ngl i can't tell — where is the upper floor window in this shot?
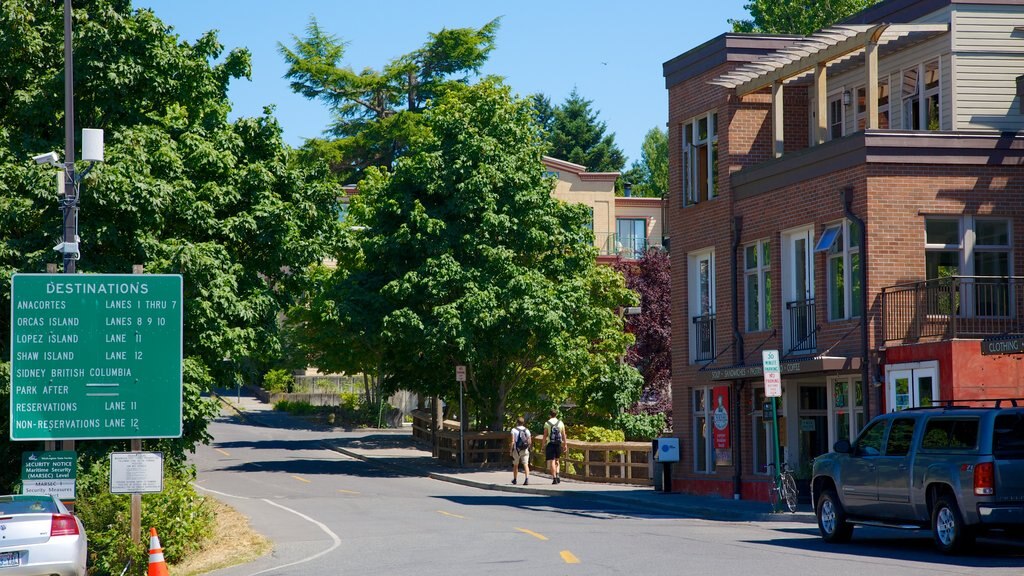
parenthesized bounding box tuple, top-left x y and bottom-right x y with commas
(682, 112, 718, 205)
(828, 95, 844, 140)
(688, 248, 716, 363)
(855, 77, 890, 131)
(744, 239, 772, 332)
(616, 218, 647, 259)
(925, 216, 1011, 317)
(903, 59, 941, 131)
(816, 220, 862, 321)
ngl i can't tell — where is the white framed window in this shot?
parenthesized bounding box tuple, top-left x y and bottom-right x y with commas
(827, 376, 865, 447)
(782, 226, 815, 354)
(886, 361, 939, 411)
(744, 239, 772, 332)
(902, 59, 941, 131)
(878, 76, 890, 129)
(925, 216, 1011, 317)
(816, 220, 861, 321)
(693, 387, 716, 473)
(855, 85, 866, 131)
(828, 92, 844, 140)
(616, 218, 647, 259)
(688, 249, 716, 363)
(682, 112, 718, 205)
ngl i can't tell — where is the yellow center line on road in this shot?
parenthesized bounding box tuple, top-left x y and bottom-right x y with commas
(515, 528, 548, 541)
(560, 550, 580, 564)
(436, 510, 465, 519)
(214, 448, 230, 457)
(291, 475, 311, 484)
(337, 489, 360, 495)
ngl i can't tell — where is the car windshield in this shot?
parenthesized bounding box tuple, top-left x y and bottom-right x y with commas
(0, 495, 58, 515)
(994, 413, 1024, 458)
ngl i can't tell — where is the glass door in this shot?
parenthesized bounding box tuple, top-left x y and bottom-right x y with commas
(886, 363, 939, 411)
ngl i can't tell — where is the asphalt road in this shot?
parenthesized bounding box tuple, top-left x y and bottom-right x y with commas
(191, 414, 1024, 576)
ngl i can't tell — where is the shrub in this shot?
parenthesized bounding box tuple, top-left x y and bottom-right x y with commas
(274, 400, 317, 415)
(76, 460, 214, 576)
(262, 369, 294, 393)
(614, 412, 667, 442)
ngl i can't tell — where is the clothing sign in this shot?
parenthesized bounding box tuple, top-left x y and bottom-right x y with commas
(762, 349, 782, 397)
(712, 386, 730, 451)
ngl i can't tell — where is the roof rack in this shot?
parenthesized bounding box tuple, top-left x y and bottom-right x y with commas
(932, 398, 1024, 408)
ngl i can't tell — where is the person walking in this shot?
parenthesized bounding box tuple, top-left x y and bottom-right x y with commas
(543, 409, 567, 484)
(510, 416, 531, 485)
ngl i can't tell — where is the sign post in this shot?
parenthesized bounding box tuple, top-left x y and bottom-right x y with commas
(762, 349, 783, 511)
(455, 366, 466, 467)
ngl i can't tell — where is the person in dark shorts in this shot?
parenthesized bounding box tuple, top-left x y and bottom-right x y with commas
(543, 409, 567, 484)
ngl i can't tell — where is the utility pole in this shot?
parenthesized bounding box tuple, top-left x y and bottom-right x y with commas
(63, 0, 77, 275)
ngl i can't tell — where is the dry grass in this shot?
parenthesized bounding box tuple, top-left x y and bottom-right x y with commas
(169, 497, 272, 576)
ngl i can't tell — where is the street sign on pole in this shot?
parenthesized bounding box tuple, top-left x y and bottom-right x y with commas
(21, 451, 76, 501)
(762, 349, 782, 398)
(455, 365, 466, 382)
(10, 273, 183, 440)
(110, 452, 164, 494)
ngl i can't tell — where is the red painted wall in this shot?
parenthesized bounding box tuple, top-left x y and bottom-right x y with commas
(883, 340, 1024, 407)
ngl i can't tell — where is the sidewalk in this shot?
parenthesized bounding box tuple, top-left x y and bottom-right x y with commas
(213, 388, 816, 524)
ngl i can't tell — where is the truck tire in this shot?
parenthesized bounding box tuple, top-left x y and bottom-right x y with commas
(931, 495, 975, 554)
(816, 488, 853, 543)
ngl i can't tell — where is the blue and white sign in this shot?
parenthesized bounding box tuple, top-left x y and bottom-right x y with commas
(654, 437, 680, 462)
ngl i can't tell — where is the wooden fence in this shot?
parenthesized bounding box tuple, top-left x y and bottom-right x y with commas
(409, 410, 652, 485)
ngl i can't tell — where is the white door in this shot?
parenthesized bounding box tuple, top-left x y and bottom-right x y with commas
(886, 362, 939, 411)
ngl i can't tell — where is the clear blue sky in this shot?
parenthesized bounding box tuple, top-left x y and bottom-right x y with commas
(135, 1, 750, 166)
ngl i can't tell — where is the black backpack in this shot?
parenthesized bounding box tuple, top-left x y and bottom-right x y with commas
(548, 420, 562, 445)
(514, 426, 530, 451)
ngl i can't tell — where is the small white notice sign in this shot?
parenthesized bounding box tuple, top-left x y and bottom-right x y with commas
(455, 365, 466, 382)
(762, 349, 782, 398)
(110, 452, 164, 494)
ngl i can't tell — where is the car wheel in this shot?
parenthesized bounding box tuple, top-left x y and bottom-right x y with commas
(931, 495, 975, 554)
(816, 488, 853, 543)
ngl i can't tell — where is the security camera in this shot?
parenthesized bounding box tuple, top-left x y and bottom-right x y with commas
(33, 151, 61, 167)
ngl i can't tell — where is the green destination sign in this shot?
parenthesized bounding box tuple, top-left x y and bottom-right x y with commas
(10, 274, 183, 440)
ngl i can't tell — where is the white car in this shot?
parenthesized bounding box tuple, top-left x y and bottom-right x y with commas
(0, 494, 87, 576)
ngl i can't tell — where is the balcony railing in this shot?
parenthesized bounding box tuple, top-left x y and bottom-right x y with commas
(786, 298, 817, 355)
(692, 313, 716, 362)
(594, 232, 649, 259)
(881, 276, 1024, 344)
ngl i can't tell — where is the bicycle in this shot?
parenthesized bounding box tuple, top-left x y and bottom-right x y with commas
(768, 461, 799, 513)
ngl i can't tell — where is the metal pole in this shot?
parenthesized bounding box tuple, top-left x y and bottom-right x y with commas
(60, 0, 77, 514)
(458, 382, 465, 467)
(771, 396, 782, 513)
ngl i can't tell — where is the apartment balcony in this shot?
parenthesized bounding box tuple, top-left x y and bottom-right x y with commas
(692, 313, 716, 363)
(786, 298, 818, 355)
(594, 232, 649, 260)
(881, 276, 1024, 345)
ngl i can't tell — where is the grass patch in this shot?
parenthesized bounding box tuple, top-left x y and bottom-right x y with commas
(169, 497, 272, 576)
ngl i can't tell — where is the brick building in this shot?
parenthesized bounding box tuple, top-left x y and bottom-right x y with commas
(663, 0, 1024, 500)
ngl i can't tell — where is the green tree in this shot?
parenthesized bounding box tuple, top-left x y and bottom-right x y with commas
(292, 79, 640, 430)
(622, 127, 668, 198)
(730, 0, 881, 35)
(546, 88, 625, 174)
(530, 93, 556, 141)
(279, 17, 500, 183)
(0, 0, 340, 467)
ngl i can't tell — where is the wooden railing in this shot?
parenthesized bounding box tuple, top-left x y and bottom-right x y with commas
(410, 410, 653, 485)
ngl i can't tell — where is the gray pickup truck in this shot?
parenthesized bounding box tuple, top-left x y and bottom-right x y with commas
(811, 403, 1024, 553)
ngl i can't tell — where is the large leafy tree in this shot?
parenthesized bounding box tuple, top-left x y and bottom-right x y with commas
(292, 79, 641, 430)
(622, 127, 668, 198)
(544, 89, 625, 174)
(730, 0, 881, 35)
(0, 0, 339, 473)
(615, 249, 671, 436)
(279, 17, 500, 183)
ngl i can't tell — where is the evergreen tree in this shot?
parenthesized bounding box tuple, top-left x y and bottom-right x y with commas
(622, 127, 668, 198)
(546, 88, 625, 173)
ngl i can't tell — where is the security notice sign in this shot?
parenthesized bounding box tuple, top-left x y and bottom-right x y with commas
(21, 451, 76, 501)
(10, 274, 183, 440)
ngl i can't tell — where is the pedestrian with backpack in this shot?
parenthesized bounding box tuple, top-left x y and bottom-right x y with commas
(510, 416, 531, 485)
(543, 409, 567, 484)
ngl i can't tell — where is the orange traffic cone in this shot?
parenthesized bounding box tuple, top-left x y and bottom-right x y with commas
(147, 527, 170, 576)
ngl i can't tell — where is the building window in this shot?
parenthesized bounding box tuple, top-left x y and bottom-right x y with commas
(782, 227, 815, 354)
(744, 239, 772, 332)
(878, 77, 890, 129)
(693, 388, 716, 473)
(816, 220, 861, 321)
(828, 94, 844, 140)
(682, 112, 718, 205)
(925, 216, 1011, 316)
(616, 218, 647, 259)
(855, 86, 866, 131)
(689, 249, 716, 363)
(828, 376, 864, 448)
(902, 59, 941, 131)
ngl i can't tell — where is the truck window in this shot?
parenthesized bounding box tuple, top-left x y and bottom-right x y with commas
(855, 419, 887, 456)
(994, 413, 1024, 458)
(885, 418, 915, 456)
(921, 418, 979, 450)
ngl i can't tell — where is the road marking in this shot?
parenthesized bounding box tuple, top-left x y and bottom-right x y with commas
(436, 510, 465, 519)
(560, 550, 580, 564)
(215, 448, 230, 457)
(291, 475, 311, 483)
(337, 489, 360, 495)
(515, 528, 548, 541)
(191, 484, 342, 576)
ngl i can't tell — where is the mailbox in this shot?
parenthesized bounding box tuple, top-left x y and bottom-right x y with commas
(654, 437, 679, 463)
